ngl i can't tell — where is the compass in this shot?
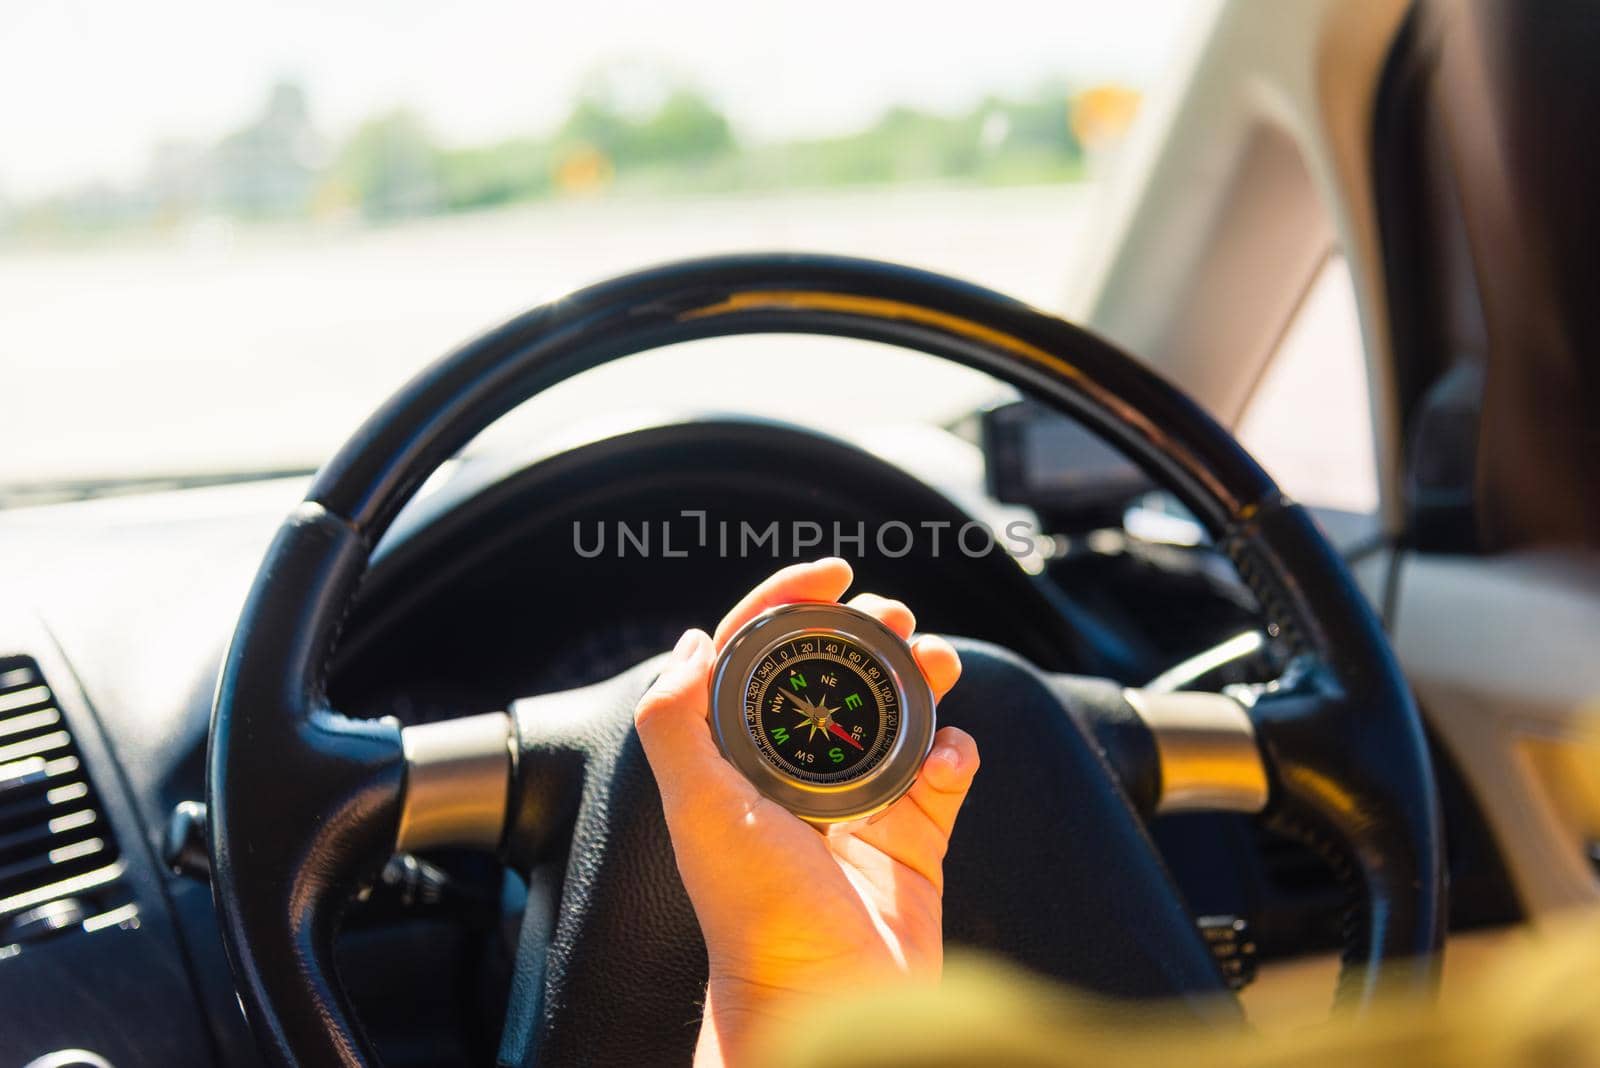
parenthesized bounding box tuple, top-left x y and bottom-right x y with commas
(710, 602, 936, 825)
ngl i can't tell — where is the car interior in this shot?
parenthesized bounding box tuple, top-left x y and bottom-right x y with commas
(0, 1, 1596, 1065)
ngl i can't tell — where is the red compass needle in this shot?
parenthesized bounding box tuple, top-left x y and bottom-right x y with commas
(828, 720, 864, 750)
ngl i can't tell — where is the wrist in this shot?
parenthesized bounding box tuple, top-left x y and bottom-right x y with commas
(696, 957, 924, 1067)
(695, 974, 804, 1068)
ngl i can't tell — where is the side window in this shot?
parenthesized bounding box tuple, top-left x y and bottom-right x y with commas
(1236, 254, 1378, 514)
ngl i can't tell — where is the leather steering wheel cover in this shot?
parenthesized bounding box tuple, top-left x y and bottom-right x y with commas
(1228, 504, 1446, 1002)
(207, 504, 406, 1065)
(209, 253, 1443, 1065)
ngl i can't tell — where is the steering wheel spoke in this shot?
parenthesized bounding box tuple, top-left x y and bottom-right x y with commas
(1058, 676, 1270, 818)
(501, 656, 711, 1064)
(395, 710, 515, 853)
(1230, 652, 1446, 1004)
(387, 657, 664, 865)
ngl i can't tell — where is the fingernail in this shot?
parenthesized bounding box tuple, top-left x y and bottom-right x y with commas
(816, 556, 853, 579)
(932, 744, 963, 773)
(651, 630, 709, 695)
(671, 628, 701, 662)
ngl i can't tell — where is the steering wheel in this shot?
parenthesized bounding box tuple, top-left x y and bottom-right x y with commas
(206, 254, 1443, 1066)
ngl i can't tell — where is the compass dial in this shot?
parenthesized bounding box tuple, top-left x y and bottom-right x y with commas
(711, 602, 936, 825)
(744, 633, 900, 784)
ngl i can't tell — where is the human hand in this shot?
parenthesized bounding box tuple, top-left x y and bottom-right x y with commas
(633, 558, 979, 1067)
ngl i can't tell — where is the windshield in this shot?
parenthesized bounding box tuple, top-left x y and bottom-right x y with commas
(1, 1, 1195, 498)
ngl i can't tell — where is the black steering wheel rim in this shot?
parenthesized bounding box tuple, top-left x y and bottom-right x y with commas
(207, 253, 1444, 1065)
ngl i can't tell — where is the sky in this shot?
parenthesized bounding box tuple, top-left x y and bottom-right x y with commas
(0, 0, 1197, 198)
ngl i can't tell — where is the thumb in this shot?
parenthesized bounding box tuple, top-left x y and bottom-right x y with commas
(634, 628, 738, 808)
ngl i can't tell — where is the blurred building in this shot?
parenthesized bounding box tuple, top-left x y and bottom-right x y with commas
(206, 81, 324, 218)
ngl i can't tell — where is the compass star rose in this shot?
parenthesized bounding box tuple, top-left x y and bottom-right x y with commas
(783, 688, 839, 742)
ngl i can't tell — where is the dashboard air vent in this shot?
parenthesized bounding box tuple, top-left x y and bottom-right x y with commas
(0, 656, 126, 947)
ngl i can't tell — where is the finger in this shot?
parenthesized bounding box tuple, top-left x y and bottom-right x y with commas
(846, 592, 915, 639)
(713, 557, 854, 648)
(910, 634, 962, 701)
(634, 629, 752, 811)
(903, 726, 980, 838)
(850, 726, 980, 889)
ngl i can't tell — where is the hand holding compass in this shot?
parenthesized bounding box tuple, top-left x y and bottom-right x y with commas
(631, 559, 977, 1066)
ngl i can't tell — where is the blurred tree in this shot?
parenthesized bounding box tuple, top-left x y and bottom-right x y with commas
(435, 138, 553, 211)
(555, 64, 734, 185)
(1, 70, 1113, 246)
(1001, 83, 1081, 158)
(330, 110, 440, 220)
(633, 88, 736, 163)
(764, 87, 1084, 191)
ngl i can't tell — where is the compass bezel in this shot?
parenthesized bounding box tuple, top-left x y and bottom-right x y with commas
(710, 602, 936, 825)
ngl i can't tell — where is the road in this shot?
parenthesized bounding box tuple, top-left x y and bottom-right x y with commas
(2, 185, 1096, 486)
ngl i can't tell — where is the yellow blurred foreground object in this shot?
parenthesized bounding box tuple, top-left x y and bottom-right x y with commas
(764, 911, 1600, 1068)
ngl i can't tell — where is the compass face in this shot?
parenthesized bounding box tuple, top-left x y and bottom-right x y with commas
(743, 632, 900, 785)
(711, 602, 936, 824)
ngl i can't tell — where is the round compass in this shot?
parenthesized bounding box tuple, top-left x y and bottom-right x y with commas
(710, 602, 936, 825)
